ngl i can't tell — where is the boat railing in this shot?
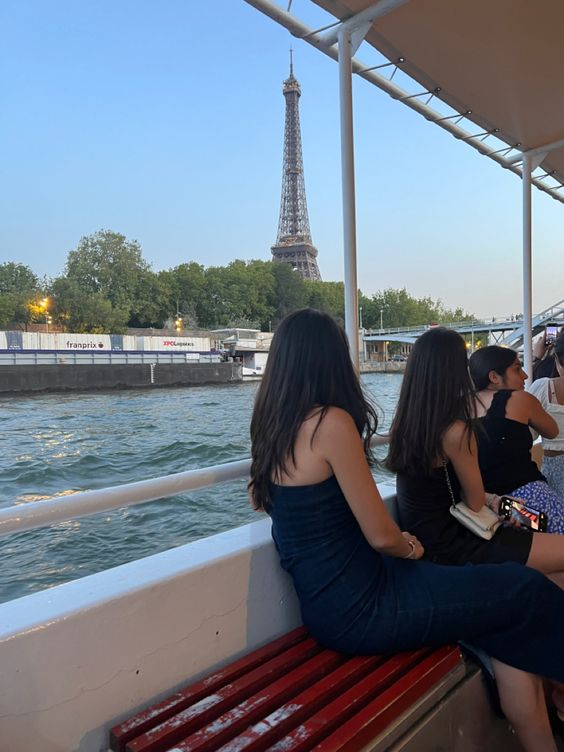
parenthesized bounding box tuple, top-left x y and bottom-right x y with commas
(0, 435, 391, 538)
(0, 350, 223, 366)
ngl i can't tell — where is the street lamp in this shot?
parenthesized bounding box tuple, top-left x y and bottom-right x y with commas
(40, 297, 51, 332)
(175, 316, 183, 332)
(380, 308, 384, 333)
(359, 305, 363, 330)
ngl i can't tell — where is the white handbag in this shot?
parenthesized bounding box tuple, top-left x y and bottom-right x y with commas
(444, 460, 501, 541)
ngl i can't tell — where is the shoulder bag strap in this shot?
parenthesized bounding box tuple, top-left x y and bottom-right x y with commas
(442, 458, 457, 506)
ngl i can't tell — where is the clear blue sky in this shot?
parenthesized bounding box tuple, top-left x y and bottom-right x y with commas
(2, 0, 563, 319)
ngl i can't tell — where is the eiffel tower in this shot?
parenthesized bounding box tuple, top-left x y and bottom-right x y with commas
(271, 53, 321, 281)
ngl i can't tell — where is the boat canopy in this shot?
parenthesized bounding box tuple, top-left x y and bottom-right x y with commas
(246, 0, 564, 375)
(312, 0, 564, 195)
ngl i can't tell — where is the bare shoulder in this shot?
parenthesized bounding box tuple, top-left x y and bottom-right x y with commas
(443, 420, 472, 452)
(312, 406, 359, 446)
(317, 406, 357, 433)
(509, 389, 539, 410)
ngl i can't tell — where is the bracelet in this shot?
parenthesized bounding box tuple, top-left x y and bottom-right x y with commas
(403, 540, 416, 559)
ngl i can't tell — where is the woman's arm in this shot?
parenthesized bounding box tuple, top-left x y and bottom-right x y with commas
(315, 407, 423, 560)
(442, 421, 487, 512)
(527, 393, 558, 438)
(508, 390, 558, 438)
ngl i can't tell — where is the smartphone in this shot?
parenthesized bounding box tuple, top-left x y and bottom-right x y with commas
(500, 496, 548, 532)
(545, 325, 558, 345)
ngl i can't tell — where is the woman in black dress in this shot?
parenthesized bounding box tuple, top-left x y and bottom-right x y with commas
(250, 309, 564, 751)
(389, 327, 564, 579)
(469, 344, 564, 533)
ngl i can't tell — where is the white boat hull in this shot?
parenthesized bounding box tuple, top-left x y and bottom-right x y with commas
(0, 518, 300, 751)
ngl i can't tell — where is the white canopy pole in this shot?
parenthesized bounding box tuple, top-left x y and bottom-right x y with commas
(337, 28, 359, 368)
(522, 153, 533, 384)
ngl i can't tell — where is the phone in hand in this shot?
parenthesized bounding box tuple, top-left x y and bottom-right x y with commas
(500, 496, 548, 532)
(545, 325, 558, 345)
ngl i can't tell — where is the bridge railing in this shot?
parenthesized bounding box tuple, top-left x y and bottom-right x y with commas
(0, 435, 391, 538)
(364, 317, 509, 337)
(364, 309, 564, 339)
(532, 300, 564, 324)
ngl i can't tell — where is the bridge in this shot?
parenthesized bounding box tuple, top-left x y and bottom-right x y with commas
(363, 299, 564, 348)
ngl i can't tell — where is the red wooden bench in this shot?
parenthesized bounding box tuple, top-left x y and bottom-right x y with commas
(109, 627, 463, 752)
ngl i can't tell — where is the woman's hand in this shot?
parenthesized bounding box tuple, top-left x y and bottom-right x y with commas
(484, 492, 501, 514)
(401, 531, 424, 560)
(533, 333, 547, 361)
(499, 495, 528, 527)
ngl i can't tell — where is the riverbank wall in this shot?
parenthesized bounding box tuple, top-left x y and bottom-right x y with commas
(360, 362, 406, 374)
(0, 362, 242, 394)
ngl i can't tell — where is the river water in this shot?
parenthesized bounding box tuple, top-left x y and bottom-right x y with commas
(0, 373, 402, 603)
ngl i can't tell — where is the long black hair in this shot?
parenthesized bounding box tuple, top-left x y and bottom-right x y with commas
(386, 327, 474, 475)
(468, 345, 517, 390)
(249, 308, 378, 511)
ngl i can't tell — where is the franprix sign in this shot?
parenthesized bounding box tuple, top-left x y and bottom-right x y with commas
(0, 332, 211, 353)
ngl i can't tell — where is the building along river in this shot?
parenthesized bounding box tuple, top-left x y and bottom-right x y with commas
(0, 372, 402, 603)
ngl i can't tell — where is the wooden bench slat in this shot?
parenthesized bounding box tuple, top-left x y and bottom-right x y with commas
(126, 636, 323, 752)
(216, 655, 385, 752)
(164, 650, 346, 752)
(313, 645, 462, 752)
(110, 626, 308, 752)
(267, 647, 434, 752)
(112, 633, 464, 752)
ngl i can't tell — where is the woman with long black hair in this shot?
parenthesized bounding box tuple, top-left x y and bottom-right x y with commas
(388, 327, 564, 572)
(250, 309, 564, 751)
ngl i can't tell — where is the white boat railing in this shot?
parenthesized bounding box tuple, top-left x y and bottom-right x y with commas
(0, 435, 391, 537)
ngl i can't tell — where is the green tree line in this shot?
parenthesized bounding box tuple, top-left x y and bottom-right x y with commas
(0, 230, 473, 333)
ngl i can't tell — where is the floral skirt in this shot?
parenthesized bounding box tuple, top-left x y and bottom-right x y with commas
(541, 455, 564, 498)
(511, 479, 564, 534)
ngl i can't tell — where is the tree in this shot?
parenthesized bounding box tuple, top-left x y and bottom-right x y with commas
(159, 262, 207, 327)
(0, 262, 39, 294)
(0, 262, 41, 327)
(65, 230, 149, 312)
(50, 277, 129, 333)
(197, 260, 277, 329)
(129, 271, 171, 329)
(304, 280, 344, 323)
(361, 288, 472, 331)
(268, 262, 306, 326)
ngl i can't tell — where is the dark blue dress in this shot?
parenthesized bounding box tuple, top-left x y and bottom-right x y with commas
(269, 475, 564, 681)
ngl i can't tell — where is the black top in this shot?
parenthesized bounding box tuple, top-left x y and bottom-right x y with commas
(397, 451, 533, 566)
(476, 390, 545, 494)
(397, 462, 498, 564)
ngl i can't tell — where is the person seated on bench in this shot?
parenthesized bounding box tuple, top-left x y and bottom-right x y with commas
(249, 309, 564, 752)
(390, 329, 564, 570)
(469, 344, 564, 532)
(530, 333, 564, 497)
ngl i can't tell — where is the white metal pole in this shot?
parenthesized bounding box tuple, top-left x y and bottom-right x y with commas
(522, 153, 533, 385)
(338, 29, 359, 369)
